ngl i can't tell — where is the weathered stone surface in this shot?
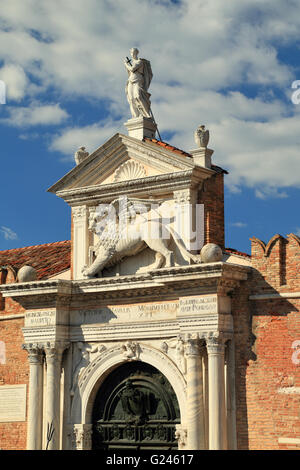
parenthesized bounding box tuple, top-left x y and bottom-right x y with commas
(200, 243, 223, 263)
(17, 266, 37, 283)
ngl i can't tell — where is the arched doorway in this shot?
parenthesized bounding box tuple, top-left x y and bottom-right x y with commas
(92, 362, 180, 450)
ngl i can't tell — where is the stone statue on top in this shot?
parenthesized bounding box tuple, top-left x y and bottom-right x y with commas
(124, 48, 153, 119)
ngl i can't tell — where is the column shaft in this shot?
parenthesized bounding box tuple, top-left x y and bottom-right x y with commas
(45, 343, 65, 450)
(186, 339, 205, 450)
(226, 339, 237, 449)
(24, 344, 44, 450)
(207, 337, 226, 450)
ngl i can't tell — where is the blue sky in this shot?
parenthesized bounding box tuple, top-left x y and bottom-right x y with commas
(0, 0, 299, 254)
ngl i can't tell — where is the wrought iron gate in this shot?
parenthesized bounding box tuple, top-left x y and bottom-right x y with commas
(92, 362, 180, 450)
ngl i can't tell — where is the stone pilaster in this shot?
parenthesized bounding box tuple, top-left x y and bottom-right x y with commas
(173, 188, 203, 253)
(206, 334, 227, 450)
(185, 338, 205, 449)
(22, 343, 44, 450)
(44, 341, 69, 450)
(72, 205, 90, 280)
(190, 147, 214, 169)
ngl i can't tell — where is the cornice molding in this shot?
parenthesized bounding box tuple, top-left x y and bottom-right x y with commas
(55, 170, 201, 205)
(48, 133, 214, 197)
(0, 263, 249, 301)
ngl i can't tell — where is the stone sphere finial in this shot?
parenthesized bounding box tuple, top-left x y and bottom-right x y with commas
(200, 243, 223, 263)
(17, 265, 37, 282)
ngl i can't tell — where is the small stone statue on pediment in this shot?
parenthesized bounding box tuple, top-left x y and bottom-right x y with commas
(194, 125, 209, 148)
(124, 48, 153, 119)
(74, 146, 89, 165)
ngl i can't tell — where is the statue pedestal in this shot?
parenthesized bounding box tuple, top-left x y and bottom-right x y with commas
(124, 116, 157, 140)
(190, 147, 214, 169)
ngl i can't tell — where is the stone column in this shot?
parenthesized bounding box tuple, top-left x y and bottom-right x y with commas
(23, 343, 44, 450)
(185, 338, 205, 449)
(44, 341, 68, 450)
(225, 338, 237, 449)
(206, 334, 226, 450)
(202, 346, 209, 449)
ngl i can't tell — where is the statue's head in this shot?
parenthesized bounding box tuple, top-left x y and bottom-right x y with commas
(130, 47, 139, 59)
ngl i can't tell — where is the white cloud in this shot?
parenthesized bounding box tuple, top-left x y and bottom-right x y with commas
(0, 0, 294, 99)
(50, 119, 124, 156)
(208, 116, 300, 191)
(230, 222, 247, 228)
(0, 0, 299, 195)
(0, 63, 28, 101)
(2, 102, 69, 127)
(255, 187, 288, 200)
(0, 226, 18, 240)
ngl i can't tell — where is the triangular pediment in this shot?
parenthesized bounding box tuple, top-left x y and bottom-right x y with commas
(48, 133, 196, 194)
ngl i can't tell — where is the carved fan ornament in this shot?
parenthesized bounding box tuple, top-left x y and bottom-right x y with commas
(114, 160, 146, 182)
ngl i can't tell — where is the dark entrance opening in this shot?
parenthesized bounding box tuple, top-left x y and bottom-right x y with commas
(92, 362, 180, 450)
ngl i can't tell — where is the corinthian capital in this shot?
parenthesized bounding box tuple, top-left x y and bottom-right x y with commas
(22, 343, 44, 364)
(184, 336, 205, 357)
(72, 206, 87, 222)
(204, 332, 225, 354)
(44, 341, 70, 364)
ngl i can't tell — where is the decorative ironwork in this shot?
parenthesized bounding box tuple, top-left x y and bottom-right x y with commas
(46, 421, 54, 450)
(92, 362, 180, 450)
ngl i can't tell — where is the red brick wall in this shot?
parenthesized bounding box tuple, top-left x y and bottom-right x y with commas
(237, 234, 300, 450)
(0, 268, 28, 450)
(199, 172, 225, 248)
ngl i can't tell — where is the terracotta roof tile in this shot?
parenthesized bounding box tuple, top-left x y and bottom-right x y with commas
(0, 240, 71, 280)
(143, 137, 192, 158)
(225, 247, 251, 258)
(143, 137, 228, 174)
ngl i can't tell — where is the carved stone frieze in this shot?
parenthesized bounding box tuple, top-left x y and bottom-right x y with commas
(70, 424, 93, 450)
(71, 342, 106, 396)
(163, 336, 187, 375)
(72, 206, 88, 222)
(55, 170, 197, 206)
(175, 425, 187, 449)
(114, 160, 146, 182)
(122, 341, 140, 361)
(173, 188, 196, 205)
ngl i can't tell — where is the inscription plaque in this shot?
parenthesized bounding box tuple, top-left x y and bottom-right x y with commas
(179, 295, 218, 315)
(72, 301, 178, 326)
(0, 384, 27, 422)
(25, 310, 56, 327)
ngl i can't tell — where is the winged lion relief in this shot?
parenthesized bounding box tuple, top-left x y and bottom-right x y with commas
(81, 196, 201, 278)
